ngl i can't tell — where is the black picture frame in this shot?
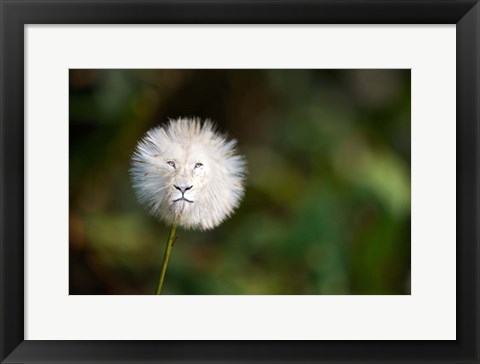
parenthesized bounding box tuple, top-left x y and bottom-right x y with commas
(1, 1, 478, 363)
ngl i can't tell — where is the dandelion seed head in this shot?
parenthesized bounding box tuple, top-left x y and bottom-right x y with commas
(130, 117, 247, 230)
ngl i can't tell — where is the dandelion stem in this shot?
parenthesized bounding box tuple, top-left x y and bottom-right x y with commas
(155, 223, 177, 295)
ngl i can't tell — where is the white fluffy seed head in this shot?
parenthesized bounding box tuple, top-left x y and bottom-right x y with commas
(130, 117, 247, 230)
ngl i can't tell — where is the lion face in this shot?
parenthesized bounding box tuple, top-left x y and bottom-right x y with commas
(162, 142, 211, 209)
(131, 118, 246, 230)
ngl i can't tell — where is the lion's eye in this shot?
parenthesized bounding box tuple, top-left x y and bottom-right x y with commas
(194, 163, 203, 169)
(167, 161, 176, 168)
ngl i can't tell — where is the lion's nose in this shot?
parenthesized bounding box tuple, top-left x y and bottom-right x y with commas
(174, 184, 193, 194)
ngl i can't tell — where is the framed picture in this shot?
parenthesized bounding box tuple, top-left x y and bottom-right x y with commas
(1, 0, 478, 363)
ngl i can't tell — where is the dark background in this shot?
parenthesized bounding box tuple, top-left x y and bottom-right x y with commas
(69, 69, 411, 295)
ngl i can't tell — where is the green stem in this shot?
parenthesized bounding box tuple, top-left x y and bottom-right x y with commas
(155, 223, 177, 295)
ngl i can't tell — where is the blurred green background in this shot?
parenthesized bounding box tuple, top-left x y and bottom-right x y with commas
(69, 69, 411, 295)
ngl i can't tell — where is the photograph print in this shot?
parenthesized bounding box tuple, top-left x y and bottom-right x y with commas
(69, 69, 411, 295)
